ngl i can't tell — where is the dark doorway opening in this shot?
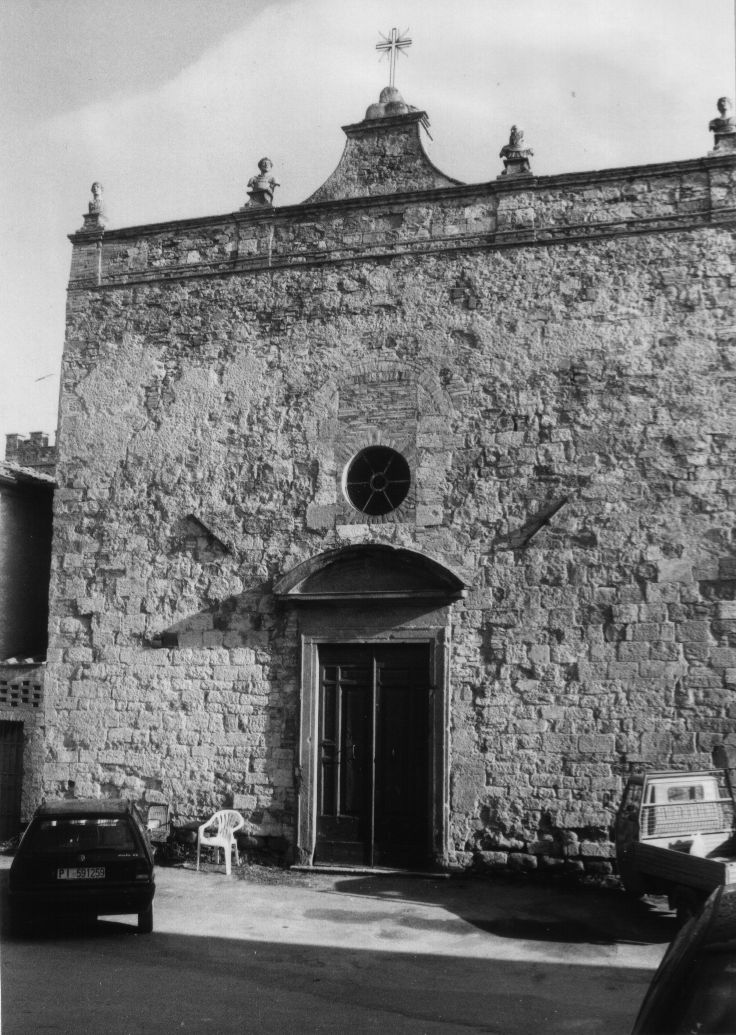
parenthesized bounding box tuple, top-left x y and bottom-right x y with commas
(0, 720, 24, 840)
(315, 643, 431, 868)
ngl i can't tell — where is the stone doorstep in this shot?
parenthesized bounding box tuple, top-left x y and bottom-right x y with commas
(291, 864, 450, 879)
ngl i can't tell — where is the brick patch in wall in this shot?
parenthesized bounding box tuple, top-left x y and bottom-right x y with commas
(0, 677, 43, 709)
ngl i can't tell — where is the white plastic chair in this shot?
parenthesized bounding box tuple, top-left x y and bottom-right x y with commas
(196, 810, 245, 875)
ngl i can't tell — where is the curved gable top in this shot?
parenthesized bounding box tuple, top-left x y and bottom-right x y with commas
(273, 544, 467, 602)
(304, 89, 462, 204)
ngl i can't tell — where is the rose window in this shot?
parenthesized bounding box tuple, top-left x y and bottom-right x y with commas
(343, 446, 411, 516)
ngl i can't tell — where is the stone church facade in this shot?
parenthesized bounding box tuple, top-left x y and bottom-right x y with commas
(44, 86, 736, 872)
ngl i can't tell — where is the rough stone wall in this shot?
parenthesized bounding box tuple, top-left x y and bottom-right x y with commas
(47, 153, 736, 870)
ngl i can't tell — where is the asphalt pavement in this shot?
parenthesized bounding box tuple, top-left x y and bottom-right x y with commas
(0, 856, 676, 1034)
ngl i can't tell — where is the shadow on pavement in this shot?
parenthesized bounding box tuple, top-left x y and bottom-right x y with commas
(327, 873, 679, 946)
(0, 867, 666, 1034)
(2, 914, 654, 1035)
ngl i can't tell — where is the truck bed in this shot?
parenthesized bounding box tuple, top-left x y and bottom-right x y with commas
(630, 841, 736, 893)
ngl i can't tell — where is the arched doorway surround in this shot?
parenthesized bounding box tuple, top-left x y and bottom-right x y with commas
(274, 544, 466, 869)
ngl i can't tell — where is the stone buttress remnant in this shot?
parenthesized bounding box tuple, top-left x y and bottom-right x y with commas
(43, 85, 736, 877)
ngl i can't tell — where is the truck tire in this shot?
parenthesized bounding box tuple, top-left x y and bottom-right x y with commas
(619, 866, 646, 899)
(670, 887, 704, 925)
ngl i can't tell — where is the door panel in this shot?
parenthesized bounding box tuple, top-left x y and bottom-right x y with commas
(374, 654, 430, 867)
(316, 644, 430, 868)
(317, 656, 372, 862)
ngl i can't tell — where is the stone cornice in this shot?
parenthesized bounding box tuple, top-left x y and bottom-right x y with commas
(341, 111, 427, 136)
(66, 153, 736, 291)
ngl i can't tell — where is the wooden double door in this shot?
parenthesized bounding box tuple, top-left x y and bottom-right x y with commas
(315, 643, 431, 868)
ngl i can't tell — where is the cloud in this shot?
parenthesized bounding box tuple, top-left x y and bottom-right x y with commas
(43, 0, 733, 220)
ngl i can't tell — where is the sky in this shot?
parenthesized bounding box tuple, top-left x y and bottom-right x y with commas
(1, 0, 734, 452)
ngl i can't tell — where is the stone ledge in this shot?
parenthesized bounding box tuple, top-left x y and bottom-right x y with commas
(68, 209, 736, 292)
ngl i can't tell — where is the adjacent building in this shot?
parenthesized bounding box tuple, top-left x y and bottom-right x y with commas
(0, 437, 56, 838)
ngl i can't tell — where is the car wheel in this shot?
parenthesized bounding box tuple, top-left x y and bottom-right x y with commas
(138, 903, 153, 934)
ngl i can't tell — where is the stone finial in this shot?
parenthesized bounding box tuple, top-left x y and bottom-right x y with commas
(365, 85, 410, 120)
(709, 96, 736, 154)
(78, 182, 108, 233)
(243, 157, 279, 208)
(498, 125, 534, 178)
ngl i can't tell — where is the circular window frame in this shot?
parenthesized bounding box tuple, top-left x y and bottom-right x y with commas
(342, 445, 411, 516)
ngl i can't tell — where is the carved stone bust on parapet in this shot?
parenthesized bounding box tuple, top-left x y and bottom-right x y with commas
(78, 182, 108, 233)
(709, 97, 736, 154)
(243, 157, 279, 208)
(498, 125, 534, 178)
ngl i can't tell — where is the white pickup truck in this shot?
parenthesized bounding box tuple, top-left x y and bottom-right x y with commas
(615, 769, 736, 921)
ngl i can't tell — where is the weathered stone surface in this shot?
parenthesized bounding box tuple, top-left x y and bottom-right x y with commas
(44, 115, 736, 873)
(305, 108, 460, 203)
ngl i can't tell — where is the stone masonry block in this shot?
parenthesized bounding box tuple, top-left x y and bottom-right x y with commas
(578, 734, 615, 755)
(618, 642, 650, 662)
(628, 622, 663, 642)
(677, 621, 712, 643)
(657, 559, 694, 583)
(711, 648, 736, 669)
(477, 851, 509, 869)
(640, 732, 672, 756)
(507, 853, 538, 871)
(579, 840, 615, 859)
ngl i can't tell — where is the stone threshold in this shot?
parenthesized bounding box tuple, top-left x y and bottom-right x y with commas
(291, 864, 450, 879)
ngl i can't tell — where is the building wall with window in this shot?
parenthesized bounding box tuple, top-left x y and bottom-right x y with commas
(43, 91, 736, 872)
(5, 433, 58, 478)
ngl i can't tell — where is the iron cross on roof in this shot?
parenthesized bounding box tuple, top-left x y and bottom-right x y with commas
(376, 27, 412, 88)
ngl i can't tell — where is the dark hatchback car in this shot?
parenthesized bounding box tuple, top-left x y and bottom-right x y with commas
(8, 799, 155, 935)
(632, 882, 736, 1034)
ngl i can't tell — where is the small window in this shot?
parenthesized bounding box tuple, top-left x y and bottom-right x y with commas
(668, 784, 705, 803)
(27, 818, 137, 853)
(343, 446, 411, 516)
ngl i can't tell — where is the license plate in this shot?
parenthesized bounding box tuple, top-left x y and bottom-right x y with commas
(57, 867, 105, 880)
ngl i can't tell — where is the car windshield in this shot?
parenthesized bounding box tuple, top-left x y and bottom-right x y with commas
(25, 817, 137, 853)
